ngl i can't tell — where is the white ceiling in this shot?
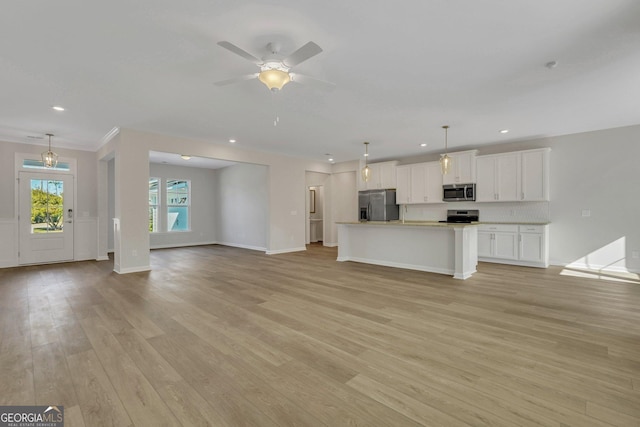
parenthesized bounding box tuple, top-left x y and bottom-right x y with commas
(2, 1, 640, 163)
(149, 151, 238, 169)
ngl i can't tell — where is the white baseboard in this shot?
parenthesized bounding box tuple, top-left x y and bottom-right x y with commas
(337, 256, 453, 276)
(266, 246, 307, 255)
(215, 242, 267, 252)
(96, 255, 110, 261)
(552, 260, 639, 274)
(114, 265, 151, 274)
(323, 242, 338, 247)
(150, 241, 219, 250)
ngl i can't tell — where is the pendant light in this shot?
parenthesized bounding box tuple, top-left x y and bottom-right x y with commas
(42, 133, 58, 168)
(440, 125, 452, 175)
(361, 141, 371, 182)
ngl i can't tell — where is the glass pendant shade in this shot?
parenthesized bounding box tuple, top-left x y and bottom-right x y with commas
(361, 141, 371, 182)
(42, 134, 58, 168)
(440, 154, 451, 175)
(258, 69, 291, 90)
(440, 125, 451, 175)
(361, 165, 371, 182)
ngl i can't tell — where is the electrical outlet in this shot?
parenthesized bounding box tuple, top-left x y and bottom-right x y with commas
(132, 249, 138, 256)
(581, 209, 591, 217)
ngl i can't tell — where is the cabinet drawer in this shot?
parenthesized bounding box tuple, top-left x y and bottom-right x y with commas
(478, 224, 518, 233)
(519, 225, 545, 233)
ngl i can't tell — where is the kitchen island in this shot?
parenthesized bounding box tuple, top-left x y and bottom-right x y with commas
(337, 221, 478, 279)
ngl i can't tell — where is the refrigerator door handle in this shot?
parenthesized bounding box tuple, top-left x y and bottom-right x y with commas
(368, 202, 371, 221)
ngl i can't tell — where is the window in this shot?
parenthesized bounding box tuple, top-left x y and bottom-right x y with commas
(30, 179, 65, 233)
(166, 179, 190, 231)
(149, 178, 159, 232)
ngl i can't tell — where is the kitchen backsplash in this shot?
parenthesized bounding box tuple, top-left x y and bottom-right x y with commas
(401, 201, 550, 223)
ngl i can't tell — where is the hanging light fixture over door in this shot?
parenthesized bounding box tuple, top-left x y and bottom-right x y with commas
(42, 133, 58, 168)
(440, 125, 452, 175)
(361, 141, 371, 182)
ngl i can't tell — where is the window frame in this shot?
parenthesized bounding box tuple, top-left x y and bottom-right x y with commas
(149, 177, 160, 233)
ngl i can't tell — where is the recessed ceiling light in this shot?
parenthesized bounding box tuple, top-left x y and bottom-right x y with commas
(52, 105, 65, 111)
(328, 158, 334, 162)
(420, 143, 428, 147)
(499, 129, 509, 134)
(545, 60, 558, 69)
(180, 155, 191, 160)
(229, 139, 236, 143)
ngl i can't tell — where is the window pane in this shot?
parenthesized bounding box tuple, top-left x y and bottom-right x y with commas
(167, 180, 189, 206)
(30, 179, 64, 233)
(23, 159, 70, 171)
(149, 178, 159, 232)
(166, 179, 189, 232)
(168, 206, 188, 231)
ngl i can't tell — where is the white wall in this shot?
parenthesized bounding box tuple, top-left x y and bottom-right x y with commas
(327, 170, 358, 246)
(214, 163, 268, 251)
(149, 163, 218, 249)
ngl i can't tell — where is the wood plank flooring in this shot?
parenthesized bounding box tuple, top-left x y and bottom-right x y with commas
(1, 244, 640, 426)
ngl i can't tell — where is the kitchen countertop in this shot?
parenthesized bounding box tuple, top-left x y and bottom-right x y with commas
(337, 221, 477, 228)
(337, 220, 550, 227)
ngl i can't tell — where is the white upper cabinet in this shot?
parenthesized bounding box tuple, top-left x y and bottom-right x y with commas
(359, 161, 398, 190)
(521, 149, 550, 201)
(476, 152, 520, 202)
(476, 148, 550, 202)
(395, 161, 443, 204)
(442, 150, 477, 185)
(395, 165, 411, 204)
(424, 162, 443, 203)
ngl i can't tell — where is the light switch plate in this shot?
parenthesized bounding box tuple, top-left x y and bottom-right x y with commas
(581, 210, 591, 217)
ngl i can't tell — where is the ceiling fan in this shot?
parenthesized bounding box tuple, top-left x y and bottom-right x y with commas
(214, 40, 333, 91)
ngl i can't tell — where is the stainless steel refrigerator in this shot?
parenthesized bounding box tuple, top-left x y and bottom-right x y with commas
(358, 189, 399, 221)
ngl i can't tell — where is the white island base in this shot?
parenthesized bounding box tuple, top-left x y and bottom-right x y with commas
(337, 222, 478, 280)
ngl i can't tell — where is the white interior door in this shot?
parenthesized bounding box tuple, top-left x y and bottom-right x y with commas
(19, 172, 74, 265)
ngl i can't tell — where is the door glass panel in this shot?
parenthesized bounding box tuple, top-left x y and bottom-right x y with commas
(30, 179, 64, 233)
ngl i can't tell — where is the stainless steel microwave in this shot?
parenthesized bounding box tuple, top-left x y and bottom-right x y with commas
(443, 184, 476, 202)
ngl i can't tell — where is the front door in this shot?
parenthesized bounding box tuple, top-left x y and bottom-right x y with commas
(19, 172, 74, 264)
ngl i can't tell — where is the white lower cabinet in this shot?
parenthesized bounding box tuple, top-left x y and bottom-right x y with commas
(478, 224, 549, 268)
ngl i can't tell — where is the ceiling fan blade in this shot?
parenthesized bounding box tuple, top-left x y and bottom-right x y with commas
(289, 73, 336, 89)
(283, 42, 323, 67)
(217, 41, 262, 65)
(214, 73, 259, 86)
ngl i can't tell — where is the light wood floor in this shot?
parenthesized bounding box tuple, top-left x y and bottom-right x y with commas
(1, 244, 639, 426)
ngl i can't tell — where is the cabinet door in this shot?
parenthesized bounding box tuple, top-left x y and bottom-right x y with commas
(521, 150, 548, 201)
(442, 151, 476, 185)
(396, 166, 411, 204)
(494, 232, 518, 259)
(424, 162, 443, 203)
(476, 156, 496, 202)
(455, 151, 476, 183)
(477, 231, 494, 258)
(520, 233, 543, 262)
(496, 153, 519, 201)
(379, 162, 397, 189)
(409, 164, 426, 203)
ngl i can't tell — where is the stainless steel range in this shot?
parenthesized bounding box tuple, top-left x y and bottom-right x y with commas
(439, 209, 479, 223)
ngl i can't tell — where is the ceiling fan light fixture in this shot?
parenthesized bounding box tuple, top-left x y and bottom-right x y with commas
(258, 69, 291, 91)
(41, 133, 58, 168)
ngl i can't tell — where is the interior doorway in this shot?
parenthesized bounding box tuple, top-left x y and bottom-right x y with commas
(308, 185, 324, 244)
(19, 171, 75, 264)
